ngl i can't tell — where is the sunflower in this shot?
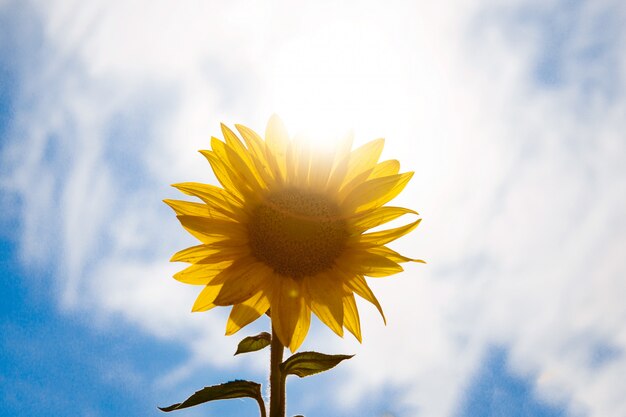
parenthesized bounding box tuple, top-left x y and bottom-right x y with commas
(165, 115, 422, 352)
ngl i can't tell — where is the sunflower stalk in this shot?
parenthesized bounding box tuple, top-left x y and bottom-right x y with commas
(269, 327, 286, 417)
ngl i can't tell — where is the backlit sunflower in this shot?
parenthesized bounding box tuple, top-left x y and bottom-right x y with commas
(165, 115, 422, 352)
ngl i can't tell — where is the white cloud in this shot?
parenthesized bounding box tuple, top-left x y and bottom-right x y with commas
(2, 0, 626, 416)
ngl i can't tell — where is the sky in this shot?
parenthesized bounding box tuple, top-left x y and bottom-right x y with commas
(1, 0, 625, 417)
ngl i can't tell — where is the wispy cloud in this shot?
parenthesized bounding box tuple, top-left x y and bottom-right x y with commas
(2, 0, 625, 416)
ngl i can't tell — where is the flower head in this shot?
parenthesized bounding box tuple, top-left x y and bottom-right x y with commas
(166, 115, 422, 351)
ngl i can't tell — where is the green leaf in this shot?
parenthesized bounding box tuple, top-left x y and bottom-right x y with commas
(235, 332, 272, 355)
(159, 380, 263, 412)
(281, 351, 354, 378)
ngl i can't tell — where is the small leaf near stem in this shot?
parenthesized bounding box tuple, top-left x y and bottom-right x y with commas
(281, 352, 354, 378)
(159, 380, 266, 417)
(235, 332, 272, 355)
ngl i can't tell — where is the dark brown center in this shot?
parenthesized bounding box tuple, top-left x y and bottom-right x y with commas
(248, 189, 348, 279)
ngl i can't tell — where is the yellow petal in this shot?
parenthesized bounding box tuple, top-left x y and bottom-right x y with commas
(265, 114, 289, 182)
(359, 218, 421, 246)
(167, 203, 245, 244)
(170, 244, 219, 263)
(172, 182, 243, 218)
(342, 251, 404, 277)
(195, 247, 249, 264)
(289, 302, 311, 352)
(220, 123, 257, 174)
(271, 275, 309, 351)
(234, 123, 263, 146)
(337, 167, 375, 201)
(211, 136, 264, 193)
(174, 261, 234, 285)
(350, 206, 418, 233)
(163, 199, 206, 216)
(176, 215, 245, 236)
(182, 229, 228, 245)
(225, 292, 271, 335)
(192, 284, 223, 312)
(304, 273, 344, 337)
(307, 149, 334, 191)
(325, 132, 354, 191)
(342, 138, 385, 186)
(174, 215, 245, 245)
(342, 273, 386, 324)
(366, 245, 425, 264)
(200, 150, 252, 200)
(342, 293, 362, 342)
(213, 260, 271, 305)
(295, 139, 312, 186)
(369, 159, 400, 179)
(164, 199, 233, 222)
(338, 160, 399, 200)
(342, 172, 414, 213)
(235, 123, 277, 187)
(285, 141, 297, 185)
(170, 242, 247, 263)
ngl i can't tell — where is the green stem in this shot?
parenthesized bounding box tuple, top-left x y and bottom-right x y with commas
(269, 327, 286, 417)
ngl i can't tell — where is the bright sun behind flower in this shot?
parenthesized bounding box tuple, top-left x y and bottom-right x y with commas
(165, 115, 422, 352)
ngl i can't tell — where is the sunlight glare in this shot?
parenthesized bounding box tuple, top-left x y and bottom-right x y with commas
(268, 14, 415, 151)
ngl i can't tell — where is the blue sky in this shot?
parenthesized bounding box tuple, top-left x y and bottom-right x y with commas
(2, 1, 626, 417)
